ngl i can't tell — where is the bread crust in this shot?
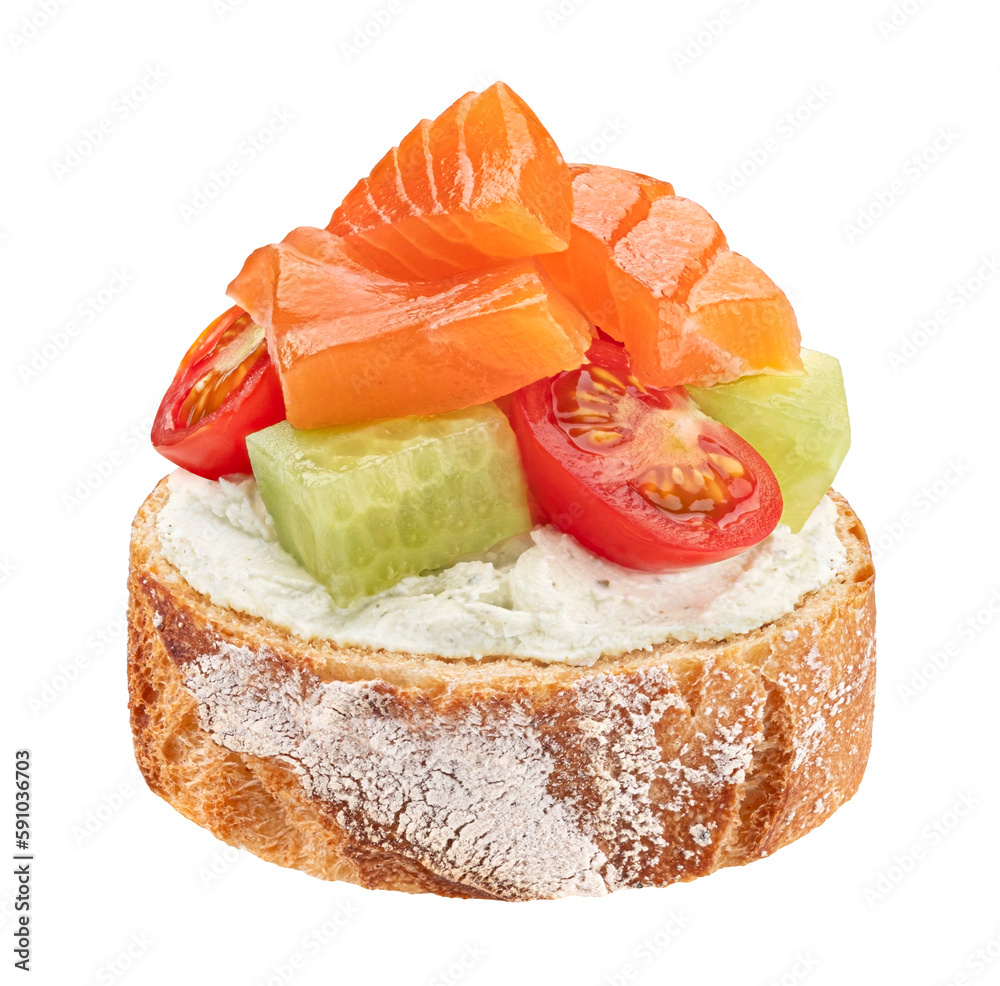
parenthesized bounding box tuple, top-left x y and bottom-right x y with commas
(127, 478, 876, 901)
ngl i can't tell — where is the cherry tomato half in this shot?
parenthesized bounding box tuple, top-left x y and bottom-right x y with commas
(509, 338, 782, 570)
(151, 306, 285, 479)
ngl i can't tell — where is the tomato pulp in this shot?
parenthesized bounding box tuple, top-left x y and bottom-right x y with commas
(509, 339, 782, 570)
(151, 306, 285, 479)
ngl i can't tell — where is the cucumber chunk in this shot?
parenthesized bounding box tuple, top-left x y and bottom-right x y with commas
(686, 350, 850, 532)
(247, 404, 532, 606)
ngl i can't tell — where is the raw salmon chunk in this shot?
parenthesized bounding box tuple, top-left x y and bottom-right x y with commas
(541, 164, 675, 334)
(227, 226, 592, 429)
(608, 196, 800, 386)
(538, 161, 802, 386)
(678, 250, 803, 385)
(328, 83, 573, 281)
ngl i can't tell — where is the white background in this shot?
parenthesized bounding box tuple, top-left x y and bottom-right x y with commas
(4, 0, 1000, 983)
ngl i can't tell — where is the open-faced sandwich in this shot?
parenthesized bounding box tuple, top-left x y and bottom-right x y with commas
(128, 82, 875, 902)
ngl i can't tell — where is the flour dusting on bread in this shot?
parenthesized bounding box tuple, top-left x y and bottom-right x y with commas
(185, 641, 609, 898)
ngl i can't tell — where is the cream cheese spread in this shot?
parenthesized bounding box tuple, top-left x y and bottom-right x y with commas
(156, 469, 847, 666)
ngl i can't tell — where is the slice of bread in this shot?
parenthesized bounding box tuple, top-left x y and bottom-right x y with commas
(127, 477, 876, 901)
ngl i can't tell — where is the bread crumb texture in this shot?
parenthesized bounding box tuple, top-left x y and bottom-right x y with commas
(128, 480, 876, 901)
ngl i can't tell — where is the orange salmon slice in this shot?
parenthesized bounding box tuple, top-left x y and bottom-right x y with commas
(541, 164, 675, 334)
(676, 250, 803, 385)
(226, 227, 592, 429)
(609, 193, 802, 385)
(542, 164, 802, 386)
(328, 83, 573, 281)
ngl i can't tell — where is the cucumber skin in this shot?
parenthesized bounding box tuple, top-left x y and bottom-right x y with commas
(247, 404, 532, 607)
(686, 350, 851, 533)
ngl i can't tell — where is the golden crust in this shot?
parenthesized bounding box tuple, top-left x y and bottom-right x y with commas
(127, 477, 876, 901)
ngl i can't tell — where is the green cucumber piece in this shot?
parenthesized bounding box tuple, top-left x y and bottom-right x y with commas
(686, 350, 850, 532)
(247, 404, 532, 607)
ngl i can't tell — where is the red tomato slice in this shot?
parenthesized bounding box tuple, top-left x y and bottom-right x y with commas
(509, 338, 782, 570)
(151, 306, 285, 480)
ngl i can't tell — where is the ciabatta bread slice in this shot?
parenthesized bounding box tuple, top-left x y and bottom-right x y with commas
(127, 478, 875, 901)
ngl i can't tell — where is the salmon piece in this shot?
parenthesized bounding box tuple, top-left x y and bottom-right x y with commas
(606, 196, 801, 386)
(540, 164, 674, 333)
(541, 164, 801, 386)
(336, 110, 495, 281)
(328, 82, 572, 280)
(397, 119, 438, 213)
(430, 91, 474, 213)
(368, 126, 492, 277)
(607, 194, 728, 378)
(677, 250, 802, 385)
(339, 174, 430, 278)
(226, 227, 592, 429)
